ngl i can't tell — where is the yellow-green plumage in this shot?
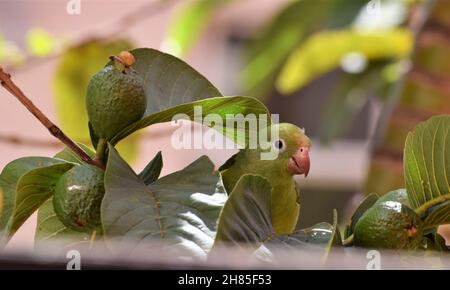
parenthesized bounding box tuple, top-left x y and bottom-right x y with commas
(220, 123, 311, 235)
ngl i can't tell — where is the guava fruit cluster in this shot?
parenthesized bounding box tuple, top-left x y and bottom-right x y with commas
(53, 51, 147, 231)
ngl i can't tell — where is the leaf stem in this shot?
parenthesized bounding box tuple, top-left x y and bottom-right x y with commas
(89, 230, 97, 250)
(0, 66, 105, 170)
(415, 193, 450, 217)
(342, 234, 354, 247)
(95, 138, 108, 163)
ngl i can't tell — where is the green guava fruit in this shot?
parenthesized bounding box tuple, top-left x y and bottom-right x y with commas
(353, 201, 423, 249)
(376, 188, 410, 206)
(86, 53, 146, 141)
(53, 164, 105, 231)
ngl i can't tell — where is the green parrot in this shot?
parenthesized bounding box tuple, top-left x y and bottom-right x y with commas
(219, 123, 311, 235)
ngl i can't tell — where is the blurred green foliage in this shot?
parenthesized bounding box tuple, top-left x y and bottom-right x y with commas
(164, 0, 232, 56)
(276, 28, 412, 94)
(164, 0, 413, 142)
(0, 33, 24, 66)
(26, 28, 57, 57)
(242, 0, 368, 99)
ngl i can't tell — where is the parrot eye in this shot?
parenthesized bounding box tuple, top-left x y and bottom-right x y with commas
(273, 139, 286, 152)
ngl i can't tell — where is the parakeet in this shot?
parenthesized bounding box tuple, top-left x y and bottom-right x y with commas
(219, 123, 311, 235)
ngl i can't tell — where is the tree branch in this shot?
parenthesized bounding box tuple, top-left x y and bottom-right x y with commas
(0, 65, 105, 169)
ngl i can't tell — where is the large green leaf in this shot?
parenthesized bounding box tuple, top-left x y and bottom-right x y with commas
(35, 198, 92, 249)
(404, 115, 450, 217)
(0, 157, 69, 232)
(213, 174, 338, 256)
(34, 145, 97, 248)
(111, 96, 269, 147)
(214, 175, 272, 247)
(101, 145, 227, 258)
(9, 162, 74, 237)
(424, 200, 450, 228)
(164, 0, 231, 56)
(242, 0, 368, 98)
(106, 48, 269, 146)
(130, 48, 222, 116)
(53, 39, 137, 162)
(277, 28, 412, 94)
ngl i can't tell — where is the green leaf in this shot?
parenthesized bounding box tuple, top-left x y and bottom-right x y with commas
(111, 96, 270, 148)
(54, 143, 96, 164)
(130, 48, 222, 116)
(404, 115, 450, 219)
(423, 200, 450, 228)
(0, 157, 74, 244)
(53, 39, 138, 162)
(107, 48, 269, 146)
(433, 233, 449, 252)
(242, 0, 368, 98)
(277, 28, 412, 94)
(164, 0, 231, 56)
(0, 157, 68, 231)
(35, 198, 92, 249)
(269, 211, 340, 257)
(348, 193, 379, 236)
(214, 175, 273, 248)
(138, 151, 163, 185)
(9, 162, 74, 238)
(421, 229, 449, 252)
(213, 175, 338, 255)
(102, 145, 227, 258)
(269, 222, 337, 249)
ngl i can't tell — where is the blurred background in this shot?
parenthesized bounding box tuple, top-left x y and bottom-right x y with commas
(0, 0, 449, 249)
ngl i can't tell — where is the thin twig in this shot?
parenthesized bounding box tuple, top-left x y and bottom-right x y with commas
(342, 235, 354, 247)
(0, 134, 62, 148)
(0, 127, 172, 147)
(0, 65, 105, 170)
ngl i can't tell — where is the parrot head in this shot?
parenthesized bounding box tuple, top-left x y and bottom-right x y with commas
(266, 123, 311, 177)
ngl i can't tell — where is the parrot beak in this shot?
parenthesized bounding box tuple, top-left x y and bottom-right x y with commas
(288, 146, 310, 177)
